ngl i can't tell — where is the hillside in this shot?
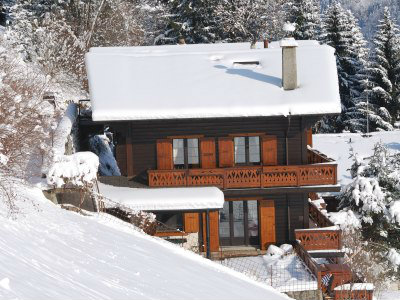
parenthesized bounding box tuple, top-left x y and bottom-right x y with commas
(0, 180, 290, 300)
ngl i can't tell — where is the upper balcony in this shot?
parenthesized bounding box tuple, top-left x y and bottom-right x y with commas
(148, 147, 337, 189)
(148, 163, 337, 189)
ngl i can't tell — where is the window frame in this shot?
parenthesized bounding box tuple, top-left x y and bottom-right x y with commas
(170, 136, 201, 169)
(233, 135, 261, 166)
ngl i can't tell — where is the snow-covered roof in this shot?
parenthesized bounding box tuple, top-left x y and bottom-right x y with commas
(85, 41, 341, 121)
(98, 183, 224, 211)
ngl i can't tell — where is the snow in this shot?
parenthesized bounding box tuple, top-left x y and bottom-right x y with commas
(280, 38, 298, 47)
(0, 181, 290, 300)
(221, 245, 318, 292)
(283, 23, 296, 33)
(89, 134, 121, 176)
(85, 41, 341, 121)
(328, 209, 362, 229)
(98, 183, 224, 211)
(47, 152, 99, 188)
(334, 283, 374, 291)
(313, 131, 400, 187)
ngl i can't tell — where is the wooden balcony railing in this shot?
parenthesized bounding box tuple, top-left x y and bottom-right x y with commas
(148, 164, 337, 189)
(295, 228, 342, 251)
(309, 201, 335, 228)
(308, 147, 335, 164)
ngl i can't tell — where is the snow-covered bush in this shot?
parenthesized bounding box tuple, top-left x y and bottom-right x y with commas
(47, 152, 99, 188)
(0, 37, 55, 177)
(89, 134, 121, 176)
(339, 142, 400, 278)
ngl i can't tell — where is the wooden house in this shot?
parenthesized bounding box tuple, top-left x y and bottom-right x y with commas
(83, 39, 341, 256)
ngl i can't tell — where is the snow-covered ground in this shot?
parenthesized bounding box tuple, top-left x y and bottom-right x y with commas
(220, 245, 317, 292)
(0, 181, 290, 300)
(313, 131, 400, 187)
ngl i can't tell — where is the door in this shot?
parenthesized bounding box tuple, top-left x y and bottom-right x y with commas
(259, 200, 276, 250)
(219, 200, 260, 246)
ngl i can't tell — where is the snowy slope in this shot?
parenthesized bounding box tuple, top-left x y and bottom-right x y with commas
(313, 131, 400, 187)
(0, 182, 290, 300)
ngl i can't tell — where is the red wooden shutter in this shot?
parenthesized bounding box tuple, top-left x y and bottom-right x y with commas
(209, 211, 220, 252)
(261, 135, 278, 166)
(200, 138, 216, 169)
(259, 200, 276, 250)
(156, 139, 173, 170)
(218, 137, 234, 167)
(184, 213, 199, 233)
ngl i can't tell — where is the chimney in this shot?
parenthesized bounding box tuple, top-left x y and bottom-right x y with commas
(280, 37, 298, 90)
(263, 39, 269, 49)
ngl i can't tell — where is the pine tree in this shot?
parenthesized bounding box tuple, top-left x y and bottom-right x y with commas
(364, 7, 400, 125)
(286, 0, 321, 40)
(159, 0, 221, 44)
(318, 2, 369, 133)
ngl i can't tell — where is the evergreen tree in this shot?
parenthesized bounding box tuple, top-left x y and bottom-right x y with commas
(362, 7, 400, 126)
(317, 2, 369, 133)
(339, 142, 400, 277)
(159, 0, 221, 44)
(286, 0, 321, 40)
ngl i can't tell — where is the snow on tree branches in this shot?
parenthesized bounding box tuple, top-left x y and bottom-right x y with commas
(339, 142, 400, 276)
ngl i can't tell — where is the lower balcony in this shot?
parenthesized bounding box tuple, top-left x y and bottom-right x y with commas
(148, 164, 337, 189)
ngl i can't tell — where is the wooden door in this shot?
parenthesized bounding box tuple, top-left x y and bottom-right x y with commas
(261, 135, 278, 166)
(184, 213, 199, 233)
(200, 138, 216, 168)
(218, 137, 234, 167)
(156, 139, 173, 170)
(259, 200, 276, 250)
(115, 139, 127, 176)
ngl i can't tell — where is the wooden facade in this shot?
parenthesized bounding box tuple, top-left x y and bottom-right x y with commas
(83, 114, 338, 252)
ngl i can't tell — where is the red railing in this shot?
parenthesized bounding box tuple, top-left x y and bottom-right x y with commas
(148, 164, 337, 188)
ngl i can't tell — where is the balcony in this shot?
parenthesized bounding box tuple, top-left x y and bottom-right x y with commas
(148, 164, 337, 189)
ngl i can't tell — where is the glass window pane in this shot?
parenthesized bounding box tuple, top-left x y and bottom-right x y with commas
(219, 202, 230, 238)
(234, 137, 246, 163)
(187, 138, 199, 165)
(155, 212, 183, 231)
(173, 139, 184, 165)
(249, 136, 260, 163)
(232, 201, 244, 238)
(247, 201, 259, 237)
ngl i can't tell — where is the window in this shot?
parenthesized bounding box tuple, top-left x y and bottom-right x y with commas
(173, 138, 199, 169)
(155, 212, 183, 232)
(234, 136, 260, 165)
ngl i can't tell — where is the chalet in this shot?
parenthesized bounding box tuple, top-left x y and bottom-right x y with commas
(82, 39, 341, 257)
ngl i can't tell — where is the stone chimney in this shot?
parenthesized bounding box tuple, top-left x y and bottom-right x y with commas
(280, 37, 298, 91)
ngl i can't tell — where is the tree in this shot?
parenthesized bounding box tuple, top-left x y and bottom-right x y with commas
(364, 8, 400, 125)
(159, 0, 221, 44)
(215, 0, 286, 44)
(339, 142, 400, 278)
(317, 2, 369, 133)
(285, 0, 321, 40)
